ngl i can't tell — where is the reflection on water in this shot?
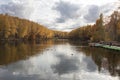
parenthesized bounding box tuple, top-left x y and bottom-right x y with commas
(0, 40, 120, 80)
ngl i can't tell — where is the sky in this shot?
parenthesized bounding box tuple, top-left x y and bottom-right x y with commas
(0, 0, 119, 31)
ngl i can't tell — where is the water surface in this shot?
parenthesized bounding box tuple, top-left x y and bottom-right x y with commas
(0, 40, 120, 80)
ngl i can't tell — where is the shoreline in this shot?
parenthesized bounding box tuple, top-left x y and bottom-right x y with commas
(89, 42, 120, 51)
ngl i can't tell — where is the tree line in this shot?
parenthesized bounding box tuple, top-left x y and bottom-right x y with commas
(0, 14, 68, 40)
(69, 11, 120, 42)
(0, 11, 120, 42)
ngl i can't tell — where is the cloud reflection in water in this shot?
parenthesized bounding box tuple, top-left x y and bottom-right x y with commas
(0, 43, 119, 80)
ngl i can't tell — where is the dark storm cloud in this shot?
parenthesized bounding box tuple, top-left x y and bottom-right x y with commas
(53, 1, 80, 23)
(51, 54, 80, 75)
(84, 5, 100, 23)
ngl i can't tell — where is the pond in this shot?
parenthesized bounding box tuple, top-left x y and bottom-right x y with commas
(0, 40, 119, 80)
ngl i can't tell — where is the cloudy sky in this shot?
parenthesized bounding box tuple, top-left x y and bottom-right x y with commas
(0, 0, 119, 31)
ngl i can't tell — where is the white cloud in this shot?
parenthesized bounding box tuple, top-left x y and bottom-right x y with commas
(63, 0, 118, 6)
(0, 0, 119, 31)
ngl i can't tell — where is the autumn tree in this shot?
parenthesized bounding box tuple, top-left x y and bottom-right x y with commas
(91, 14, 105, 42)
(105, 11, 120, 41)
(0, 14, 60, 40)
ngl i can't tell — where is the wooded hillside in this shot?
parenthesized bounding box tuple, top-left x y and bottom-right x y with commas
(0, 14, 68, 40)
(0, 11, 120, 42)
(69, 11, 120, 42)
